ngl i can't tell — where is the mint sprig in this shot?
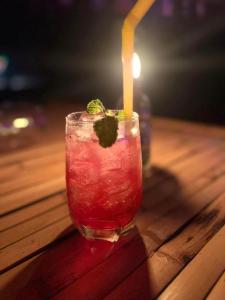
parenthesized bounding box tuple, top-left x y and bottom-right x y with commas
(87, 99, 105, 114)
(86, 99, 119, 148)
(116, 110, 126, 121)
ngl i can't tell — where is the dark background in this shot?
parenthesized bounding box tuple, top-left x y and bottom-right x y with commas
(0, 0, 224, 124)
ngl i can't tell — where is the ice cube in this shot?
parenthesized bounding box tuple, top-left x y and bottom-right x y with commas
(74, 112, 104, 140)
(70, 162, 99, 186)
(73, 140, 92, 161)
(79, 112, 104, 122)
(102, 151, 121, 171)
(75, 185, 99, 205)
(101, 172, 130, 195)
(102, 186, 135, 211)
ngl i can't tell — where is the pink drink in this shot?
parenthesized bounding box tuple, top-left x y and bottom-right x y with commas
(66, 112, 142, 241)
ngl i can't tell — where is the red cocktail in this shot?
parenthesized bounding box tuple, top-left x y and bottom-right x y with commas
(66, 111, 142, 241)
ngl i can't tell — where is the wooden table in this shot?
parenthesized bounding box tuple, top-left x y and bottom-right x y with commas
(0, 118, 225, 300)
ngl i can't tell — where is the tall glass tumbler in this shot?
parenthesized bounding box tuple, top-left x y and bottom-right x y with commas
(66, 111, 142, 241)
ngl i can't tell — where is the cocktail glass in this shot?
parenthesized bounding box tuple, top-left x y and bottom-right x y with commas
(65, 111, 142, 242)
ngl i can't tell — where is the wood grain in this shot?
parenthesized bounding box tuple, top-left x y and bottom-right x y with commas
(158, 225, 225, 300)
(0, 193, 66, 232)
(51, 233, 155, 300)
(104, 191, 225, 300)
(0, 162, 65, 196)
(147, 191, 225, 297)
(0, 116, 225, 300)
(0, 216, 73, 273)
(0, 142, 64, 167)
(0, 203, 69, 249)
(206, 271, 225, 300)
(153, 117, 225, 138)
(0, 256, 41, 300)
(0, 176, 65, 216)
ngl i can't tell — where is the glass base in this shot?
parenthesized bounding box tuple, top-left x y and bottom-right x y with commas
(78, 220, 135, 242)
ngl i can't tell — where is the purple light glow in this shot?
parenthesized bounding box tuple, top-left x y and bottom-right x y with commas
(59, 0, 74, 7)
(196, 0, 206, 17)
(161, 0, 174, 17)
(91, 0, 106, 11)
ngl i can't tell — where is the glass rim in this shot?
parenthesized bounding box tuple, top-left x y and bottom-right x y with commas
(66, 110, 139, 125)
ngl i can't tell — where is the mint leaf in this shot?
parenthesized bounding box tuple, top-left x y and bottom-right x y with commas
(94, 116, 118, 148)
(116, 110, 126, 121)
(105, 109, 114, 117)
(87, 99, 105, 114)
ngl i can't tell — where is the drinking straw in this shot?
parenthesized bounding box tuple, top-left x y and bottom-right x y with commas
(122, 0, 155, 118)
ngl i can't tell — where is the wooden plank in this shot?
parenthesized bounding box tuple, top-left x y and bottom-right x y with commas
(148, 174, 225, 241)
(0, 124, 220, 253)
(48, 232, 157, 300)
(2, 139, 220, 290)
(159, 192, 225, 263)
(0, 216, 74, 273)
(150, 140, 225, 190)
(168, 145, 225, 178)
(146, 191, 225, 298)
(0, 134, 213, 278)
(152, 134, 191, 156)
(0, 120, 224, 299)
(0, 151, 64, 183)
(0, 142, 64, 167)
(0, 203, 69, 249)
(144, 137, 212, 190)
(0, 232, 138, 300)
(0, 193, 66, 232)
(17, 174, 225, 300)
(2, 132, 206, 199)
(144, 135, 223, 189)
(153, 117, 225, 138)
(157, 225, 225, 300)
(206, 271, 225, 300)
(2, 134, 213, 213)
(151, 146, 225, 202)
(104, 191, 225, 300)
(138, 163, 225, 235)
(103, 257, 160, 300)
(0, 176, 65, 216)
(0, 162, 65, 196)
(50, 187, 225, 300)
(0, 171, 215, 296)
(152, 147, 225, 197)
(152, 130, 215, 156)
(0, 256, 41, 300)
(145, 130, 209, 177)
(152, 137, 213, 167)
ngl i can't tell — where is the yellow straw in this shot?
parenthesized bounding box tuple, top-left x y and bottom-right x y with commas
(122, 0, 155, 118)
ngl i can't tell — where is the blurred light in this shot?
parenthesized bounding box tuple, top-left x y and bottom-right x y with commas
(182, 0, 192, 17)
(196, 0, 206, 17)
(132, 52, 141, 79)
(59, 0, 73, 6)
(0, 124, 19, 136)
(13, 118, 30, 129)
(161, 0, 174, 17)
(131, 127, 138, 136)
(91, 0, 105, 10)
(115, 0, 133, 14)
(0, 55, 9, 75)
(0, 78, 8, 90)
(10, 75, 29, 91)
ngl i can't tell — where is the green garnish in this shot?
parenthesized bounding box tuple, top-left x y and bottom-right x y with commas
(116, 110, 126, 121)
(94, 116, 118, 148)
(86, 99, 120, 148)
(87, 99, 105, 114)
(105, 109, 114, 117)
